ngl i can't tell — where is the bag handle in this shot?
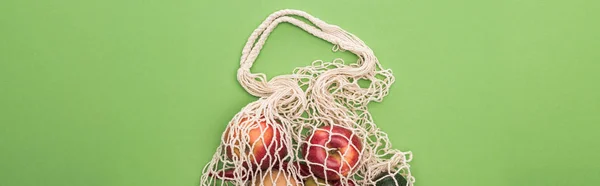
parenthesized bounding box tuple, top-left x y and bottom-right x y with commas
(237, 9, 378, 97)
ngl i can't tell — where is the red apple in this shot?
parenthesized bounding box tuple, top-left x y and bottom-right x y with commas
(223, 116, 286, 169)
(279, 161, 311, 178)
(208, 168, 249, 181)
(302, 125, 362, 180)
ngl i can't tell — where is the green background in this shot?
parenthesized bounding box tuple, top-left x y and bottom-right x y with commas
(1, 0, 599, 185)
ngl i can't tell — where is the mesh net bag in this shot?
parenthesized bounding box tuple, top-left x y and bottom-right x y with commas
(200, 9, 415, 186)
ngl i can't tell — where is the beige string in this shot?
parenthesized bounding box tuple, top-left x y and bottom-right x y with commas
(201, 9, 414, 186)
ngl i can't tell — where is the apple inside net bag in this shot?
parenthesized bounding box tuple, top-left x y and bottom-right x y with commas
(199, 9, 415, 186)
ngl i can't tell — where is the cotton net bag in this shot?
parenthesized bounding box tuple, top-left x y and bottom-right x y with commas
(200, 10, 415, 186)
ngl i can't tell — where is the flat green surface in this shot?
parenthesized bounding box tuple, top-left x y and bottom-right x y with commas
(1, 0, 599, 186)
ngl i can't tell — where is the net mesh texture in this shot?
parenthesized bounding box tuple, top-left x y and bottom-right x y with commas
(200, 9, 415, 186)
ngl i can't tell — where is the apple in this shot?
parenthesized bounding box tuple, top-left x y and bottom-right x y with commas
(223, 116, 286, 169)
(302, 125, 362, 180)
(253, 170, 299, 186)
(304, 178, 327, 186)
(279, 161, 311, 178)
(209, 168, 244, 181)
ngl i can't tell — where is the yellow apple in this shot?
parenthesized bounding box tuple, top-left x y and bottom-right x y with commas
(253, 170, 299, 186)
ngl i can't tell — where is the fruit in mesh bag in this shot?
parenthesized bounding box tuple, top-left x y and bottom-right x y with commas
(302, 125, 363, 180)
(253, 170, 299, 186)
(223, 116, 286, 169)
